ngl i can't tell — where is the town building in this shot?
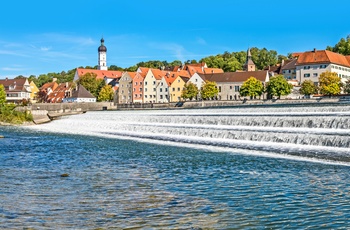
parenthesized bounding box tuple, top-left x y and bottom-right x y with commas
(63, 84, 96, 103)
(29, 81, 39, 103)
(118, 72, 134, 104)
(295, 49, 350, 85)
(199, 70, 270, 100)
(0, 78, 32, 103)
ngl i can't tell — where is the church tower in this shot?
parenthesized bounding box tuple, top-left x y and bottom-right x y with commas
(243, 48, 256, 71)
(98, 38, 107, 70)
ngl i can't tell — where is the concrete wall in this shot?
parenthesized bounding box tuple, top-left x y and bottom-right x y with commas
(29, 102, 117, 113)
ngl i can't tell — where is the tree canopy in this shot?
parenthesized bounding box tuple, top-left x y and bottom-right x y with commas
(326, 35, 350, 55)
(299, 80, 318, 96)
(98, 85, 114, 102)
(0, 84, 6, 105)
(266, 75, 293, 99)
(181, 82, 199, 100)
(239, 77, 264, 99)
(201, 80, 219, 100)
(319, 71, 342, 96)
(77, 73, 105, 98)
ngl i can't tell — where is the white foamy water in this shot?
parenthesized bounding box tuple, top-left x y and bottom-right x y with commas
(27, 105, 350, 164)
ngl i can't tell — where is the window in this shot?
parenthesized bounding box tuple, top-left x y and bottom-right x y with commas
(313, 73, 318, 77)
(135, 82, 138, 85)
(135, 94, 137, 98)
(218, 86, 221, 92)
(178, 79, 180, 83)
(165, 88, 168, 92)
(160, 88, 162, 92)
(177, 87, 180, 91)
(234, 86, 240, 92)
(230, 86, 232, 90)
(320, 65, 326, 69)
(145, 81, 148, 85)
(140, 87, 143, 91)
(133, 88, 136, 92)
(145, 88, 147, 92)
(153, 88, 156, 92)
(195, 79, 198, 82)
(160, 95, 163, 99)
(140, 82, 143, 85)
(153, 81, 156, 85)
(172, 88, 175, 92)
(304, 73, 310, 78)
(145, 95, 147, 98)
(304, 66, 311, 70)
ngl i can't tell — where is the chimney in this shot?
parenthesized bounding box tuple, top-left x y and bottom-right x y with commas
(66, 82, 68, 88)
(313, 48, 316, 52)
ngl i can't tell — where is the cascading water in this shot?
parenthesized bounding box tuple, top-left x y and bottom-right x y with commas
(27, 104, 350, 163)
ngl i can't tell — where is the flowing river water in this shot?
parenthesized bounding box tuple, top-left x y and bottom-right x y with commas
(1, 104, 350, 229)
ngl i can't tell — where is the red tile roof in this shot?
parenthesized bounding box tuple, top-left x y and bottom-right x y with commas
(76, 68, 123, 80)
(296, 50, 350, 67)
(204, 68, 224, 74)
(46, 82, 73, 103)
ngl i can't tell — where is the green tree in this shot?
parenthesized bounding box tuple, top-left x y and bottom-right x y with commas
(299, 80, 318, 96)
(326, 35, 350, 55)
(201, 80, 219, 100)
(319, 71, 342, 96)
(266, 75, 293, 99)
(343, 80, 350, 94)
(181, 82, 199, 100)
(0, 84, 6, 105)
(98, 85, 114, 102)
(239, 77, 264, 99)
(77, 72, 105, 98)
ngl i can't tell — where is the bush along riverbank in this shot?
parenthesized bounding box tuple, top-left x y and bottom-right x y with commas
(0, 104, 33, 125)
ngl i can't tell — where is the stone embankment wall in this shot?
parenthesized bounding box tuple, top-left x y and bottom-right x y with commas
(30, 102, 116, 113)
(15, 97, 350, 124)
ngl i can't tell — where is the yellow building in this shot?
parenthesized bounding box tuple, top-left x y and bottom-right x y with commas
(29, 81, 39, 103)
(169, 75, 189, 102)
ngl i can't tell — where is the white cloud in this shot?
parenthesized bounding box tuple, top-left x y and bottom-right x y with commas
(1, 67, 26, 71)
(40, 46, 51, 51)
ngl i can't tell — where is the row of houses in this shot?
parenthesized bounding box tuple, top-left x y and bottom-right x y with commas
(1, 38, 350, 104)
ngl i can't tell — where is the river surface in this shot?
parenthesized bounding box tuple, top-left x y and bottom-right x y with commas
(1, 105, 350, 229)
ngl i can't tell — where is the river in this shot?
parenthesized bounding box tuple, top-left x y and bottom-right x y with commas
(1, 105, 350, 229)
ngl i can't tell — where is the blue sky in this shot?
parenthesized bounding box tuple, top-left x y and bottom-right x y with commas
(0, 0, 349, 78)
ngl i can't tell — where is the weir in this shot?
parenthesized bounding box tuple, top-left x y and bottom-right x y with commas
(27, 105, 350, 163)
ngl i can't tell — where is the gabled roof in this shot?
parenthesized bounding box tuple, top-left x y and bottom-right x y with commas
(137, 67, 150, 77)
(76, 68, 123, 80)
(47, 82, 73, 103)
(71, 84, 95, 99)
(164, 72, 178, 86)
(198, 70, 269, 83)
(40, 82, 58, 91)
(281, 59, 297, 70)
(150, 69, 166, 80)
(0, 78, 29, 92)
(296, 49, 350, 67)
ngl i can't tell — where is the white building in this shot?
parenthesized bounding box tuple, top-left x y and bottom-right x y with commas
(296, 49, 350, 85)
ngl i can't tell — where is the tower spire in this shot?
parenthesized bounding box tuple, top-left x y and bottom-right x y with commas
(244, 47, 255, 71)
(97, 37, 107, 70)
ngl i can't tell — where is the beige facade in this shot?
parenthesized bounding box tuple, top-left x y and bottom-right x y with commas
(118, 72, 133, 104)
